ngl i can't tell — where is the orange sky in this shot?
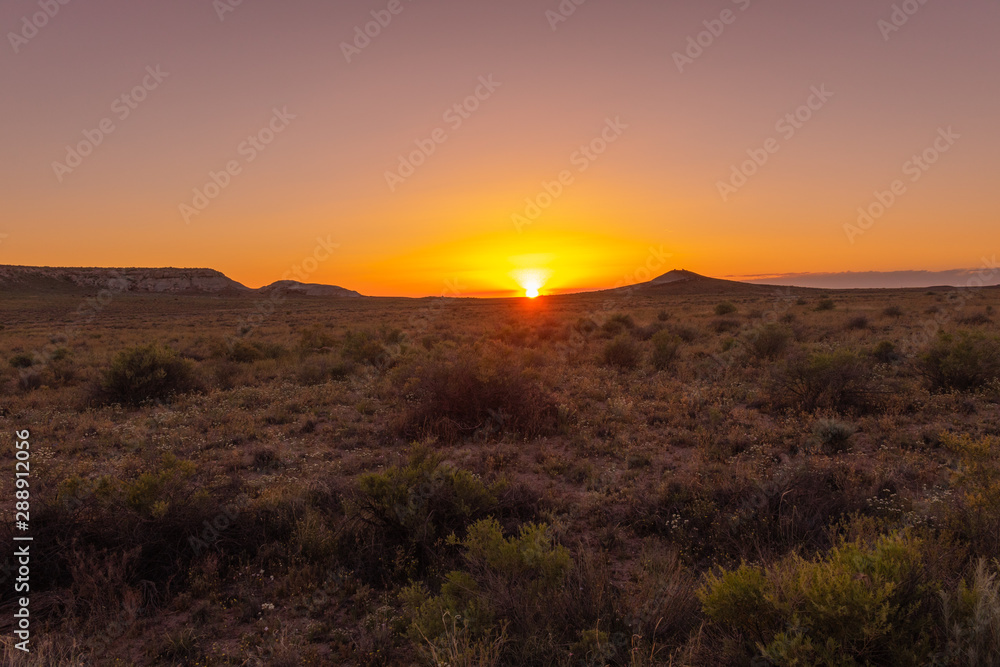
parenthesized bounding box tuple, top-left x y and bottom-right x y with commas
(1, 0, 998, 297)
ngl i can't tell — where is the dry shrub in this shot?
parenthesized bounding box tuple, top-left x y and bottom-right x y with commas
(602, 335, 643, 370)
(97, 343, 199, 405)
(398, 350, 560, 442)
(919, 331, 1000, 393)
(768, 348, 883, 414)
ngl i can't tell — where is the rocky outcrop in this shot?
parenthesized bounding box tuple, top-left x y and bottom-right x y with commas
(258, 280, 361, 298)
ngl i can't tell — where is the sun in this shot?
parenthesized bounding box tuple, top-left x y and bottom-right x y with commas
(510, 267, 551, 299)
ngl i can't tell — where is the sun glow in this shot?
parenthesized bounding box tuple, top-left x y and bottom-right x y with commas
(511, 267, 551, 299)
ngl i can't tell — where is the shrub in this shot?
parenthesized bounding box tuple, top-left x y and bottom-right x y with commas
(342, 330, 389, 366)
(398, 352, 560, 442)
(403, 518, 571, 663)
(715, 302, 738, 316)
(650, 331, 680, 371)
(816, 298, 836, 311)
(846, 315, 870, 330)
(602, 335, 642, 370)
(747, 324, 791, 361)
(699, 532, 933, 665)
(633, 322, 664, 341)
(601, 314, 635, 337)
(883, 305, 904, 318)
(99, 344, 198, 405)
(939, 559, 1000, 665)
(958, 312, 993, 326)
(920, 331, 1000, 392)
(711, 319, 740, 334)
(657, 310, 671, 322)
(768, 349, 881, 414)
(812, 419, 856, 454)
(872, 340, 899, 364)
(9, 353, 34, 369)
(353, 447, 505, 582)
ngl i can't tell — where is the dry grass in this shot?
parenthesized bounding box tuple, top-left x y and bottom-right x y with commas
(1, 285, 999, 664)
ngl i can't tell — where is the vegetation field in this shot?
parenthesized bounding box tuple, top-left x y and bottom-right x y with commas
(2, 283, 1000, 665)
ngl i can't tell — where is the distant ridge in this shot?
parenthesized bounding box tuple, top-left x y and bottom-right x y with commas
(259, 280, 361, 298)
(606, 269, 784, 296)
(0, 265, 363, 297)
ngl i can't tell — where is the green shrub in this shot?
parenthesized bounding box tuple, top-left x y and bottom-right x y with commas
(919, 331, 1000, 392)
(715, 302, 738, 316)
(700, 532, 933, 665)
(602, 335, 642, 370)
(353, 447, 506, 581)
(650, 330, 680, 371)
(100, 344, 198, 405)
(404, 518, 571, 662)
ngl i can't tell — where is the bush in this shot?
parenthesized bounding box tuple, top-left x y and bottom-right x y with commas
(9, 353, 34, 369)
(342, 330, 389, 366)
(883, 305, 904, 318)
(919, 331, 1000, 392)
(602, 335, 642, 370)
(939, 559, 1000, 665)
(403, 518, 571, 664)
(847, 315, 870, 330)
(699, 532, 933, 665)
(872, 340, 899, 364)
(768, 349, 881, 414)
(399, 351, 560, 442)
(816, 298, 836, 311)
(812, 419, 856, 454)
(711, 318, 740, 334)
(600, 314, 635, 337)
(650, 331, 680, 371)
(99, 344, 198, 405)
(353, 447, 506, 582)
(715, 302, 738, 316)
(747, 324, 791, 361)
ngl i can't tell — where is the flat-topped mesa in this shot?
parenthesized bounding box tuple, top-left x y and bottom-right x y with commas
(259, 280, 362, 298)
(0, 265, 250, 294)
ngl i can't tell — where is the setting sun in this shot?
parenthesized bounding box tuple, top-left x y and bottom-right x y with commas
(511, 266, 552, 299)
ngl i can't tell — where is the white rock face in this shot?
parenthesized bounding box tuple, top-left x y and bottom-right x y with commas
(0, 266, 251, 293)
(0, 266, 365, 297)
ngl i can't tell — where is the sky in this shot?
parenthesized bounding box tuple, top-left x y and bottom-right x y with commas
(1, 0, 998, 297)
